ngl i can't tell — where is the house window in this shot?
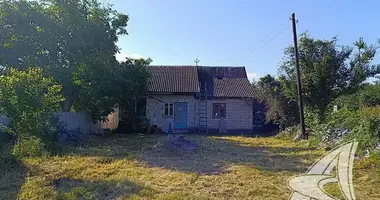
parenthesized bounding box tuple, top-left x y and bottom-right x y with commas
(212, 103, 226, 118)
(165, 103, 174, 116)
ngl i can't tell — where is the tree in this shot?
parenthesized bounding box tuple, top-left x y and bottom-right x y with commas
(73, 57, 151, 121)
(349, 37, 380, 89)
(253, 75, 299, 130)
(0, 0, 130, 119)
(279, 33, 380, 120)
(0, 67, 64, 156)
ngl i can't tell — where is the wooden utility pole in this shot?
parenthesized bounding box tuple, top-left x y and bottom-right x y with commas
(291, 13, 307, 139)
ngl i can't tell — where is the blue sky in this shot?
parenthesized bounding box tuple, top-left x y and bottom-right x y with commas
(107, 0, 380, 81)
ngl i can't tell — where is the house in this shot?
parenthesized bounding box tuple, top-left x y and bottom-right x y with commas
(140, 65, 264, 133)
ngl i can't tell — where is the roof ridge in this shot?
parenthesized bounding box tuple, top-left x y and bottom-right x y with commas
(149, 65, 246, 68)
(149, 65, 195, 67)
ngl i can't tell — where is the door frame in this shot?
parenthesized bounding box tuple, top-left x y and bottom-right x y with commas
(174, 102, 187, 129)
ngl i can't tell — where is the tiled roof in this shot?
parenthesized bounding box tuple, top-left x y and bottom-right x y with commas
(148, 66, 200, 93)
(147, 65, 253, 98)
(213, 78, 254, 98)
(197, 66, 247, 79)
(198, 66, 253, 98)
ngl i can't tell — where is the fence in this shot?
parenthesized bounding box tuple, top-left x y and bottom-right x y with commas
(0, 109, 119, 135)
(0, 114, 9, 128)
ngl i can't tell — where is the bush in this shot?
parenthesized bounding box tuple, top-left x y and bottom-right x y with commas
(325, 106, 380, 153)
(330, 84, 380, 111)
(0, 68, 65, 158)
(326, 107, 361, 130)
(12, 136, 49, 159)
(116, 117, 150, 134)
(345, 115, 380, 153)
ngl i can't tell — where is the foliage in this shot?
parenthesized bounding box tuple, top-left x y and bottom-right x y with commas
(330, 83, 380, 111)
(0, 0, 134, 120)
(0, 67, 64, 156)
(279, 33, 380, 120)
(304, 107, 321, 129)
(346, 116, 380, 153)
(13, 136, 49, 159)
(118, 58, 151, 120)
(74, 58, 151, 121)
(253, 74, 299, 129)
(326, 106, 380, 153)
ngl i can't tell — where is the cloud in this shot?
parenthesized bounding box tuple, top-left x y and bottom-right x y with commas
(247, 72, 259, 82)
(115, 52, 145, 62)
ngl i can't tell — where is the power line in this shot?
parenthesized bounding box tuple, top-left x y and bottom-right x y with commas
(208, 0, 330, 65)
(211, 20, 289, 65)
(247, 25, 291, 54)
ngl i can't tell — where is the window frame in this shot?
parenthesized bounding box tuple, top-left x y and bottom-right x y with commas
(164, 103, 174, 117)
(212, 103, 226, 119)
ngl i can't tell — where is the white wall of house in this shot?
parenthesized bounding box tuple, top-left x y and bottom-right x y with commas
(146, 94, 196, 130)
(194, 99, 253, 131)
(146, 95, 253, 132)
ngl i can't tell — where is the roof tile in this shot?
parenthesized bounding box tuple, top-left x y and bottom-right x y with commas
(148, 66, 199, 93)
(213, 78, 254, 98)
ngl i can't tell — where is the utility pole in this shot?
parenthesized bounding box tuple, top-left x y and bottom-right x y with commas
(291, 13, 307, 140)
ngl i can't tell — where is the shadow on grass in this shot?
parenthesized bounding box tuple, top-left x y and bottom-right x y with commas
(65, 134, 321, 175)
(63, 134, 160, 159)
(53, 178, 142, 200)
(137, 135, 321, 175)
(0, 143, 27, 200)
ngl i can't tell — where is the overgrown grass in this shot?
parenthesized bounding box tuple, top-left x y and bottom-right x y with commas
(1, 134, 379, 199)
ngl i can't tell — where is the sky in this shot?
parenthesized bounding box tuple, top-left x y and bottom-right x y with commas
(107, 0, 380, 82)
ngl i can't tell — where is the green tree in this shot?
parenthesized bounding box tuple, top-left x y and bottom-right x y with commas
(0, 0, 131, 120)
(253, 75, 299, 130)
(349, 37, 380, 88)
(331, 83, 380, 111)
(73, 58, 151, 121)
(279, 34, 380, 119)
(117, 58, 151, 122)
(0, 68, 64, 156)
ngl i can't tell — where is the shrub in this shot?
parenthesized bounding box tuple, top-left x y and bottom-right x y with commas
(326, 107, 361, 130)
(12, 136, 49, 159)
(253, 77, 299, 130)
(0, 68, 65, 157)
(345, 115, 380, 153)
(325, 106, 380, 153)
(330, 84, 380, 111)
(304, 107, 323, 130)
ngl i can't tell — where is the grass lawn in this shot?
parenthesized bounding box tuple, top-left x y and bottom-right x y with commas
(1, 134, 379, 200)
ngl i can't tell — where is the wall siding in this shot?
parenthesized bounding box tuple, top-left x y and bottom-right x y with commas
(146, 95, 196, 130)
(147, 95, 253, 132)
(194, 99, 253, 130)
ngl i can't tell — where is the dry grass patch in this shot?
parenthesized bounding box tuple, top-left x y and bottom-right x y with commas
(0, 134, 379, 199)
